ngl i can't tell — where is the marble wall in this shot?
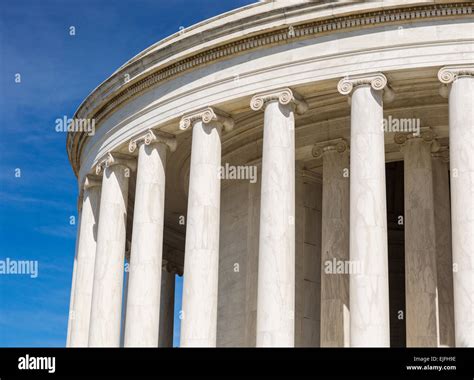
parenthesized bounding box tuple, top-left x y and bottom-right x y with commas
(295, 173, 322, 347)
(217, 172, 261, 347)
(216, 169, 322, 347)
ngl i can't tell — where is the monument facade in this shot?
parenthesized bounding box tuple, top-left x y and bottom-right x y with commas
(66, 0, 474, 347)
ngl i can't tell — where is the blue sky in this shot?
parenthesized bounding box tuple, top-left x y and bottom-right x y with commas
(0, 0, 254, 347)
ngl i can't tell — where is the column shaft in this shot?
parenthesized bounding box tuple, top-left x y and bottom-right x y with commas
(159, 268, 175, 347)
(89, 162, 130, 347)
(124, 142, 168, 347)
(180, 120, 222, 347)
(432, 157, 455, 347)
(448, 76, 474, 346)
(403, 138, 438, 347)
(320, 149, 350, 347)
(349, 85, 390, 347)
(69, 183, 101, 347)
(256, 100, 296, 347)
(66, 249, 78, 347)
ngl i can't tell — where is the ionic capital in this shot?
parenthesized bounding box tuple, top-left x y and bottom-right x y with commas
(438, 65, 474, 98)
(83, 174, 101, 190)
(432, 146, 450, 163)
(312, 138, 349, 159)
(337, 73, 394, 102)
(179, 107, 234, 132)
(394, 127, 440, 152)
(95, 152, 137, 175)
(250, 87, 308, 114)
(438, 65, 474, 84)
(128, 130, 177, 153)
(78, 175, 101, 211)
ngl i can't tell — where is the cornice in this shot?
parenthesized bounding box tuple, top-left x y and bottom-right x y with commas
(67, 2, 473, 176)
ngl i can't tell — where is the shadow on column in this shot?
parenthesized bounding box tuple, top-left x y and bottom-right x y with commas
(385, 161, 406, 347)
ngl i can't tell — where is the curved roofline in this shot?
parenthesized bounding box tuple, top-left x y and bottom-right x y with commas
(67, 0, 470, 176)
(70, 0, 366, 127)
(115, 1, 265, 72)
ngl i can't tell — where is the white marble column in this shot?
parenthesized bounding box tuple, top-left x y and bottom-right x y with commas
(395, 130, 439, 347)
(179, 107, 233, 347)
(88, 153, 135, 347)
(124, 130, 176, 347)
(159, 262, 176, 347)
(69, 175, 101, 347)
(337, 74, 391, 347)
(250, 88, 307, 347)
(66, 243, 78, 347)
(432, 150, 455, 347)
(439, 66, 474, 347)
(313, 139, 350, 347)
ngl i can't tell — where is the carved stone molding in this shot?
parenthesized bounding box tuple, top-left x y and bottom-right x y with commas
(179, 107, 234, 132)
(337, 72, 395, 103)
(72, 3, 472, 125)
(438, 65, 474, 84)
(438, 65, 474, 98)
(250, 87, 308, 114)
(77, 174, 104, 211)
(312, 138, 349, 159)
(394, 127, 440, 152)
(128, 129, 177, 153)
(95, 152, 137, 175)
